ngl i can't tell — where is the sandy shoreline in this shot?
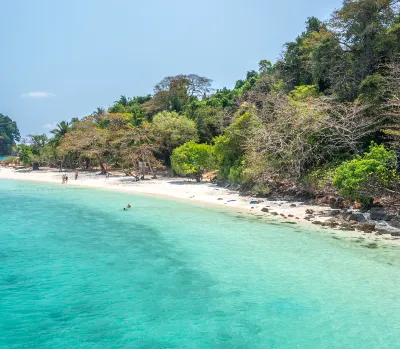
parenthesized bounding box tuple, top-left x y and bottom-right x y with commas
(1, 167, 400, 247)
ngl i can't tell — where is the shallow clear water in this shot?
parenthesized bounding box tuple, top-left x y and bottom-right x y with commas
(1, 179, 400, 348)
(0, 155, 9, 161)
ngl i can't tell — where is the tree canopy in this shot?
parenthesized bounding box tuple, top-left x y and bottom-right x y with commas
(0, 113, 20, 155)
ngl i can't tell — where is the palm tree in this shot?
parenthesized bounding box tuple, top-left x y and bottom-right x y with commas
(115, 95, 128, 107)
(92, 107, 106, 116)
(49, 121, 71, 147)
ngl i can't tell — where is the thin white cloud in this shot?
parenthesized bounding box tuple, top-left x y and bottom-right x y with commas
(20, 91, 55, 98)
(41, 123, 57, 130)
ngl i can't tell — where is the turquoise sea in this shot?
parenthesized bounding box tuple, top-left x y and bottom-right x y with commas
(1, 179, 400, 348)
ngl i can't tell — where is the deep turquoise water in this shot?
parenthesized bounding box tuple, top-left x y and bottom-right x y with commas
(1, 179, 400, 348)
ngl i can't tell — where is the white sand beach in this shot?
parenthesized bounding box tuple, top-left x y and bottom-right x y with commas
(1, 167, 399, 246)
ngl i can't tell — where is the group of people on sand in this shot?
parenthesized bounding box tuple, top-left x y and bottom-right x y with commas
(61, 174, 69, 184)
(61, 169, 79, 184)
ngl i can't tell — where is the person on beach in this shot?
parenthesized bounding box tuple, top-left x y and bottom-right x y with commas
(74, 168, 78, 180)
(65, 175, 68, 184)
(105, 171, 110, 179)
(62, 174, 65, 184)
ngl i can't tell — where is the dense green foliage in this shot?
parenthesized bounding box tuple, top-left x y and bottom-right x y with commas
(0, 113, 20, 155)
(171, 142, 216, 181)
(333, 143, 397, 204)
(6, 0, 400, 203)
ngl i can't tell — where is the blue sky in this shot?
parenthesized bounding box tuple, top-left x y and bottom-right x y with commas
(0, 0, 342, 136)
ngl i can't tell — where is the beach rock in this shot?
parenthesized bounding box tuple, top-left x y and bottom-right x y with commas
(312, 221, 324, 226)
(271, 212, 279, 216)
(344, 212, 366, 222)
(391, 231, 400, 237)
(369, 208, 393, 221)
(357, 222, 376, 233)
(388, 217, 400, 229)
(330, 210, 342, 217)
(288, 214, 294, 218)
(375, 227, 393, 235)
(305, 209, 314, 214)
(290, 204, 297, 207)
(329, 197, 345, 209)
(340, 222, 356, 231)
(217, 198, 224, 201)
(261, 207, 269, 213)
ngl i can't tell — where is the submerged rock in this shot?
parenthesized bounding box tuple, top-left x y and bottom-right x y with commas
(363, 242, 379, 249)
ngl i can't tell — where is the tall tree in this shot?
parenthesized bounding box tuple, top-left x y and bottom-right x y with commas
(0, 113, 20, 155)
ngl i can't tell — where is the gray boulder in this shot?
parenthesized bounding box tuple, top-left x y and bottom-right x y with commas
(389, 217, 400, 229)
(357, 222, 376, 233)
(330, 210, 342, 217)
(344, 212, 366, 222)
(369, 208, 394, 221)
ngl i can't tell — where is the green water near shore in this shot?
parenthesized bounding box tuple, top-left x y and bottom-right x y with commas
(1, 179, 400, 348)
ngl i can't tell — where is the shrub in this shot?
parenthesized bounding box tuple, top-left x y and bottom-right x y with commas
(332, 143, 397, 205)
(171, 141, 216, 182)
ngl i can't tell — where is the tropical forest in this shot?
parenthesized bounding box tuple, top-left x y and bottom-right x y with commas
(3, 0, 400, 209)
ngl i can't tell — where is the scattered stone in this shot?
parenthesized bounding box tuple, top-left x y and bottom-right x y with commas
(369, 208, 394, 221)
(391, 231, 400, 237)
(217, 198, 224, 201)
(282, 222, 297, 225)
(339, 222, 356, 231)
(345, 212, 366, 222)
(305, 209, 314, 214)
(290, 204, 297, 207)
(388, 217, 400, 229)
(357, 222, 376, 233)
(376, 227, 394, 235)
(288, 214, 294, 218)
(295, 217, 300, 220)
(312, 221, 324, 226)
(329, 197, 345, 209)
(330, 210, 342, 217)
(271, 212, 279, 216)
(261, 207, 269, 213)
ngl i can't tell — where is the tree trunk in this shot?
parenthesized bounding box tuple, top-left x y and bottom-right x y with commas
(32, 162, 40, 171)
(97, 155, 106, 174)
(147, 160, 157, 179)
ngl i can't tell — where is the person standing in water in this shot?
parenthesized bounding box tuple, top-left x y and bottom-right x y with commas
(74, 168, 78, 180)
(65, 175, 68, 184)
